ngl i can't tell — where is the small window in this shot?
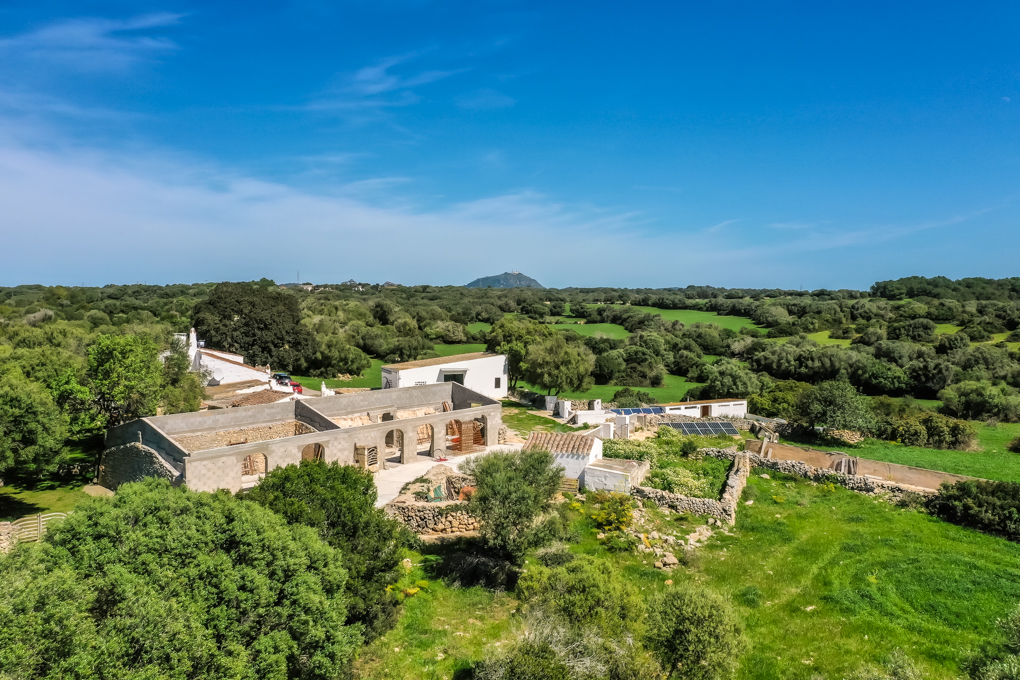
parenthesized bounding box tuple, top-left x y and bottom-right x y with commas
(494, 377, 501, 389)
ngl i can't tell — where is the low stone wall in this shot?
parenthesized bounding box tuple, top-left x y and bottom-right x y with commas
(173, 421, 316, 453)
(0, 523, 13, 553)
(700, 448, 926, 496)
(385, 501, 481, 535)
(98, 443, 182, 491)
(632, 454, 750, 525)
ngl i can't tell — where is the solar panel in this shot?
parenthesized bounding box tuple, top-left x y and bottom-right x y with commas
(664, 421, 740, 436)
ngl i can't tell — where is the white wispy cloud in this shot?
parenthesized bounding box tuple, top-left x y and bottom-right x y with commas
(303, 52, 467, 112)
(0, 13, 182, 72)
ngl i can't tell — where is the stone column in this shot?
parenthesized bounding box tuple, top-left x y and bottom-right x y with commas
(401, 427, 416, 464)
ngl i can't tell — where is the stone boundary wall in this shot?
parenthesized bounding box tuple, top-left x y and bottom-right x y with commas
(98, 443, 183, 491)
(385, 501, 481, 535)
(0, 522, 12, 554)
(632, 454, 750, 525)
(699, 448, 927, 496)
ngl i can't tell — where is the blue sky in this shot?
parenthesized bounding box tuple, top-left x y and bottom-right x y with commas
(1, 1, 1018, 289)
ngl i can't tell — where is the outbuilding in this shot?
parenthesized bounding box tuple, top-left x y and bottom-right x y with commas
(381, 352, 508, 401)
(660, 398, 748, 419)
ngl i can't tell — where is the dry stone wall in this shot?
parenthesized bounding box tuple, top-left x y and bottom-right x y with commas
(98, 443, 182, 490)
(173, 421, 316, 453)
(632, 453, 750, 525)
(385, 502, 481, 535)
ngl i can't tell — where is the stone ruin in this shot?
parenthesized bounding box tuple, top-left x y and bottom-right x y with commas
(384, 464, 481, 536)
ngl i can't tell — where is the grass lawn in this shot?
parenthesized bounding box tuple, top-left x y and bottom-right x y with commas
(627, 306, 764, 332)
(0, 485, 91, 522)
(784, 421, 1020, 482)
(432, 343, 486, 357)
(466, 322, 491, 334)
(935, 324, 964, 335)
(358, 472, 1020, 679)
(552, 322, 631, 339)
(518, 373, 704, 403)
(292, 359, 384, 391)
(500, 401, 587, 436)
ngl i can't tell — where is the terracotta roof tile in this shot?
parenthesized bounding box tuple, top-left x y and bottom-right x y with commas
(523, 432, 595, 455)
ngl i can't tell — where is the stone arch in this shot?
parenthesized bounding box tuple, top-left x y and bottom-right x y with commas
(240, 452, 267, 489)
(301, 442, 325, 462)
(384, 429, 404, 466)
(416, 423, 434, 455)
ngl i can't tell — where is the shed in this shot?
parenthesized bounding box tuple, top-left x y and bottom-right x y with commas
(381, 353, 508, 400)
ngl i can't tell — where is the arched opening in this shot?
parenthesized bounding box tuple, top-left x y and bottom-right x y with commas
(384, 429, 404, 466)
(241, 453, 267, 490)
(416, 423, 434, 456)
(301, 443, 325, 462)
(476, 416, 487, 446)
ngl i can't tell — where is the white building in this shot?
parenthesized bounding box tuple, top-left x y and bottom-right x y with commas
(381, 352, 508, 401)
(660, 398, 748, 419)
(523, 432, 604, 484)
(174, 329, 272, 387)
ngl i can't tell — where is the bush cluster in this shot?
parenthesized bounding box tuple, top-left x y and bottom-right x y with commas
(928, 480, 1020, 540)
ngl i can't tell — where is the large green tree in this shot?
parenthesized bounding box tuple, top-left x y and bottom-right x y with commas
(0, 370, 68, 479)
(523, 335, 595, 396)
(0, 478, 361, 679)
(246, 461, 411, 641)
(64, 334, 165, 428)
(462, 449, 564, 563)
(796, 378, 875, 431)
(192, 282, 317, 372)
(486, 316, 553, 390)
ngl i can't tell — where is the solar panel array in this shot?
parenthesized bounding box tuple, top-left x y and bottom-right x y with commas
(663, 421, 740, 436)
(608, 407, 664, 415)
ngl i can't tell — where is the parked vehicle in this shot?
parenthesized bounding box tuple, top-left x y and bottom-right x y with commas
(273, 373, 292, 385)
(289, 381, 303, 394)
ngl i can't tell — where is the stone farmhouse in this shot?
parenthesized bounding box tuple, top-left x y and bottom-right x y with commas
(100, 382, 502, 494)
(381, 352, 509, 401)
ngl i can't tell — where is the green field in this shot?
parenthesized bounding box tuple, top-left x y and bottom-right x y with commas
(0, 485, 91, 522)
(552, 322, 631, 339)
(628, 306, 764, 332)
(466, 322, 491, 334)
(935, 324, 964, 335)
(356, 472, 1020, 679)
(519, 373, 704, 403)
(786, 421, 1020, 482)
(500, 401, 588, 435)
(432, 343, 486, 357)
(292, 359, 384, 391)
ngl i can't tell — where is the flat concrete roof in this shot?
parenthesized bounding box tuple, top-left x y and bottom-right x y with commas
(383, 352, 499, 370)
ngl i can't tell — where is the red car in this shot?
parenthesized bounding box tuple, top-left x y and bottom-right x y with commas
(288, 381, 303, 394)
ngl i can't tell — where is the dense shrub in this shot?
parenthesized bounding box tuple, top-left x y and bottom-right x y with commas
(879, 412, 977, 450)
(646, 467, 713, 497)
(644, 584, 746, 680)
(245, 460, 413, 641)
(462, 449, 564, 562)
(475, 611, 661, 680)
(516, 555, 644, 632)
(928, 480, 1020, 540)
(611, 387, 657, 407)
(0, 478, 361, 679)
(590, 491, 635, 532)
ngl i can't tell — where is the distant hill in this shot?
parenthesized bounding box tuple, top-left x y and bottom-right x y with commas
(466, 272, 544, 289)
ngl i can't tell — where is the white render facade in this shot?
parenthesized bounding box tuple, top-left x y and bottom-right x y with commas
(661, 399, 748, 418)
(381, 352, 509, 401)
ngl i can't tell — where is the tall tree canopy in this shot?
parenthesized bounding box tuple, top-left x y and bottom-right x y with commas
(0, 479, 361, 679)
(192, 282, 317, 372)
(0, 369, 68, 479)
(523, 335, 595, 396)
(246, 461, 412, 641)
